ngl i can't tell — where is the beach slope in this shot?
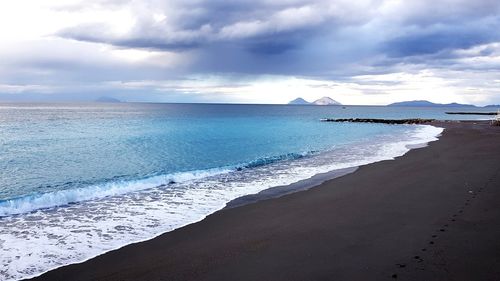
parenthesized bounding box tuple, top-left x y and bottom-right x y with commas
(30, 121, 500, 281)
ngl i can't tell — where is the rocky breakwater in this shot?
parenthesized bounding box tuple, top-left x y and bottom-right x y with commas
(445, 112, 497, 115)
(321, 118, 435, 124)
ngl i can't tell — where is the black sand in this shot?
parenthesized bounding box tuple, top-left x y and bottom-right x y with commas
(29, 121, 500, 281)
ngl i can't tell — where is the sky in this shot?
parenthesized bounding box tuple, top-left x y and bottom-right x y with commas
(0, 0, 499, 105)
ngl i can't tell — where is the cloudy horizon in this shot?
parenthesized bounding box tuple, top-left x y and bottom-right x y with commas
(1, 0, 500, 105)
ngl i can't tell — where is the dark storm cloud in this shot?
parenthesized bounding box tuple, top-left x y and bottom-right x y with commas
(62, 31, 203, 51)
(55, 0, 500, 78)
(57, 1, 363, 53)
(383, 18, 500, 57)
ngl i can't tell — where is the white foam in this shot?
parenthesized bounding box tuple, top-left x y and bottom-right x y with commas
(0, 125, 443, 281)
(0, 168, 232, 217)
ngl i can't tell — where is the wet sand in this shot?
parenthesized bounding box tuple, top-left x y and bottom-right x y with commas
(30, 121, 500, 281)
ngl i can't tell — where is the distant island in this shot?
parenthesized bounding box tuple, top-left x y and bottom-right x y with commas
(288, 98, 311, 105)
(388, 100, 475, 107)
(288, 97, 341, 105)
(95, 96, 122, 103)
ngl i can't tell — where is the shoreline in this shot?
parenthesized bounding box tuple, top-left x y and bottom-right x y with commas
(27, 121, 500, 280)
(227, 123, 447, 210)
(225, 124, 439, 210)
(17, 167, 364, 281)
(225, 166, 358, 209)
(2, 123, 442, 280)
(22, 123, 445, 281)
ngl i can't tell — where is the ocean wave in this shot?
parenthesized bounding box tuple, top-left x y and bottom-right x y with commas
(0, 168, 232, 217)
(240, 151, 316, 169)
(0, 151, 319, 217)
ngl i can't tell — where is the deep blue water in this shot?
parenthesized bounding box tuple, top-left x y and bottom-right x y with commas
(0, 102, 492, 280)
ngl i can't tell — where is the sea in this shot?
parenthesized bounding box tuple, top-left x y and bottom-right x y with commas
(0, 102, 494, 280)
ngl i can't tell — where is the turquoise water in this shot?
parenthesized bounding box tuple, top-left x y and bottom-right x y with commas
(0, 103, 403, 202)
(0, 102, 487, 280)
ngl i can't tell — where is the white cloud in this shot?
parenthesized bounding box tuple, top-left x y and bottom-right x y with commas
(0, 83, 56, 94)
(0, 0, 499, 104)
(103, 70, 500, 105)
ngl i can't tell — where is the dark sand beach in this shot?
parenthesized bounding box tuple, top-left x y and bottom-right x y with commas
(30, 121, 500, 281)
